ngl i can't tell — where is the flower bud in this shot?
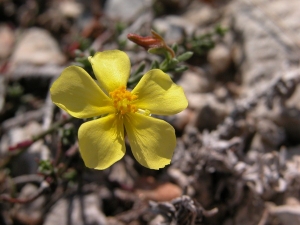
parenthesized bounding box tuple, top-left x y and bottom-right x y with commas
(127, 30, 175, 58)
(127, 33, 163, 50)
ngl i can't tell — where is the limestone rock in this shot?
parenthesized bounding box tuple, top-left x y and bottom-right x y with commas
(189, 94, 230, 131)
(0, 76, 5, 113)
(177, 69, 212, 94)
(0, 24, 14, 60)
(5, 121, 45, 176)
(104, 0, 152, 22)
(208, 44, 232, 75)
(10, 28, 65, 67)
(153, 16, 195, 43)
(13, 184, 45, 224)
(58, 0, 83, 19)
(267, 202, 300, 225)
(183, 1, 222, 27)
(44, 194, 107, 225)
(228, 0, 300, 93)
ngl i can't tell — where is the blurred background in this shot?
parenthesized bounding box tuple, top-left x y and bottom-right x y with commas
(1, 0, 300, 224)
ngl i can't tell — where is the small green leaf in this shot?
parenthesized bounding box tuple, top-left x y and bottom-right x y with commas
(148, 47, 166, 56)
(133, 62, 146, 76)
(151, 60, 160, 69)
(38, 160, 54, 176)
(171, 43, 178, 54)
(63, 169, 77, 181)
(128, 72, 143, 84)
(174, 65, 188, 73)
(127, 73, 144, 89)
(176, 51, 194, 62)
(7, 83, 24, 97)
(214, 24, 228, 36)
(168, 58, 179, 68)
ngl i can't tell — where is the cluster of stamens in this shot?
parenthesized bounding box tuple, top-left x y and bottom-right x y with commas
(109, 86, 138, 115)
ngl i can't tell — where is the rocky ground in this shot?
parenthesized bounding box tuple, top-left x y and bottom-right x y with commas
(1, 0, 300, 224)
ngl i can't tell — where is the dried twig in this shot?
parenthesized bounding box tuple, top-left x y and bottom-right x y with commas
(150, 195, 218, 225)
(0, 181, 49, 204)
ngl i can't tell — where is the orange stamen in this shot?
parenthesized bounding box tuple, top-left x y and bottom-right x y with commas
(109, 86, 138, 115)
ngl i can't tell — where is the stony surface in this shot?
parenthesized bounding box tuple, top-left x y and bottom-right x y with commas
(13, 184, 45, 224)
(228, 0, 300, 92)
(0, 76, 5, 113)
(104, 0, 152, 22)
(10, 28, 66, 67)
(44, 194, 107, 225)
(177, 69, 212, 94)
(0, 24, 14, 60)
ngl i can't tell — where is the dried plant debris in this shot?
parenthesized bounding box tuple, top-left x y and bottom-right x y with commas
(150, 195, 218, 225)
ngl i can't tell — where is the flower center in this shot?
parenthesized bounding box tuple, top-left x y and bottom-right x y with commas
(109, 86, 138, 115)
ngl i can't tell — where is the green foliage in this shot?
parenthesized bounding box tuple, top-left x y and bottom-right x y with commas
(187, 24, 228, 55)
(127, 33, 194, 88)
(38, 160, 54, 176)
(7, 83, 24, 98)
(61, 125, 76, 147)
(71, 30, 197, 89)
(214, 24, 228, 36)
(62, 169, 77, 182)
(74, 48, 96, 79)
(128, 49, 193, 88)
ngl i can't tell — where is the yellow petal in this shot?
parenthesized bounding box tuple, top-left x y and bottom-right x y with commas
(124, 113, 176, 169)
(132, 69, 188, 115)
(78, 114, 125, 170)
(50, 66, 115, 119)
(89, 50, 131, 93)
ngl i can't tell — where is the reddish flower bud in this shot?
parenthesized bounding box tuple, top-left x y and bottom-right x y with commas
(127, 33, 163, 50)
(127, 30, 175, 58)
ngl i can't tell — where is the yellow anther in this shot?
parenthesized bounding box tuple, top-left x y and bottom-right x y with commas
(109, 86, 138, 115)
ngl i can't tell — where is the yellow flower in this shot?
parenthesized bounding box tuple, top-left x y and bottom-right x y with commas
(50, 50, 188, 170)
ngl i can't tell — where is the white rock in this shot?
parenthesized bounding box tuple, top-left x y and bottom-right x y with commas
(183, 1, 221, 27)
(59, 0, 83, 19)
(228, 0, 300, 93)
(169, 108, 194, 131)
(186, 93, 214, 110)
(44, 194, 107, 225)
(0, 76, 6, 115)
(104, 0, 152, 22)
(11, 28, 65, 66)
(268, 203, 300, 225)
(7, 121, 42, 147)
(177, 69, 212, 94)
(208, 44, 232, 75)
(153, 16, 195, 43)
(0, 24, 14, 59)
(188, 93, 229, 130)
(7, 121, 47, 176)
(13, 184, 45, 222)
(8, 127, 26, 146)
(149, 215, 165, 225)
